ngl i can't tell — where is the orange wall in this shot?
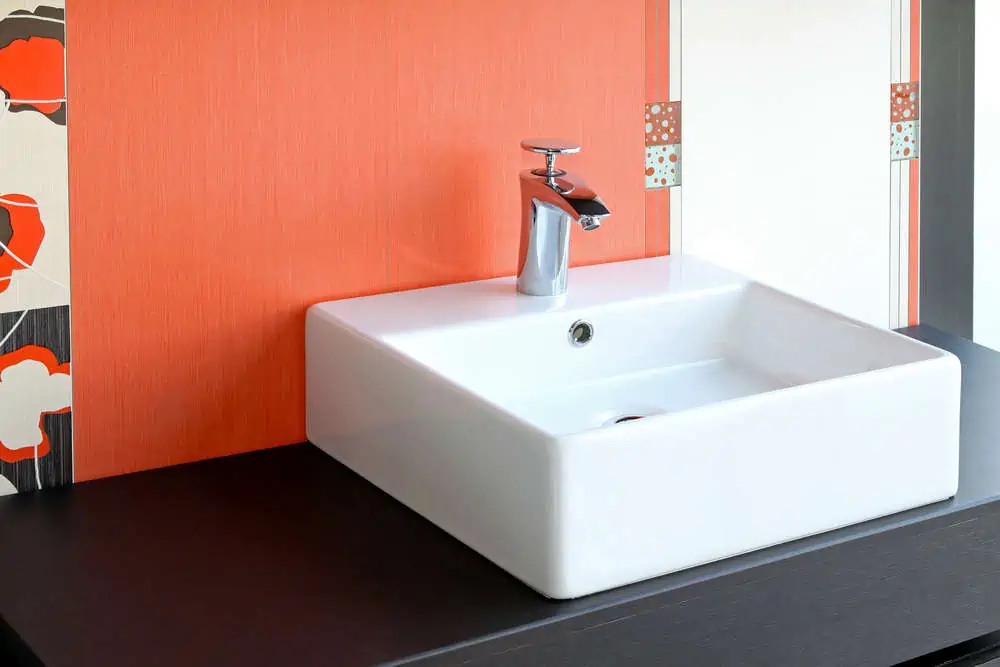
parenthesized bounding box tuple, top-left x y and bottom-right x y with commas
(66, 0, 646, 481)
(644, 0, 671, 257)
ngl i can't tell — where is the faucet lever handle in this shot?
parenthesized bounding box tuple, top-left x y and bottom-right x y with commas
(520, 138, 581, 176)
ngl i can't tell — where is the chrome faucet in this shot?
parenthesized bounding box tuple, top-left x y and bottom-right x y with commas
(517, 139, 611, 296)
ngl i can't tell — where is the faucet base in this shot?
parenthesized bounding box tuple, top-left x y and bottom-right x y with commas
(516, 200, 573, 297)
(517, 281, 568, 298)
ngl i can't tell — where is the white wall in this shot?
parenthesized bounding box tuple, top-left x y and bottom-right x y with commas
(681, 0, 891, 327)
(975, 1, 1000, 350)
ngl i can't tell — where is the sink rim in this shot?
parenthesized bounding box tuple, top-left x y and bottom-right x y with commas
(308, 256, 956, 442)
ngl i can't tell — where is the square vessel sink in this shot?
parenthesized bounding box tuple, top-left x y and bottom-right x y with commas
(306, 256, 960, 599)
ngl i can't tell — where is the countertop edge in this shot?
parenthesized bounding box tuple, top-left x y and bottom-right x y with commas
(397, 501, 1000, 666)
(3, 325, 1000, 667)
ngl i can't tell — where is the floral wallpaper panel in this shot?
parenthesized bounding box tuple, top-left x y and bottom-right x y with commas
(0, 1, 71, 494)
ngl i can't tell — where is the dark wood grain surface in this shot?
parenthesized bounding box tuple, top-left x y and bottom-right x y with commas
(897, 632, 1000, 666)
(1, 325, 999, 667)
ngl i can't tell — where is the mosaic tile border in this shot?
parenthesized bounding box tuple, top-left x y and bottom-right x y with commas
(891, 82, 920, 162)
(645, 101, 681, 189)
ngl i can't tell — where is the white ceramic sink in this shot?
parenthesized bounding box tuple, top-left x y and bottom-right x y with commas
(306, 256, 960, 599)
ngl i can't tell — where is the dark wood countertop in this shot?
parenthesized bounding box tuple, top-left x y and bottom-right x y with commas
(2, 325, 1000, 667)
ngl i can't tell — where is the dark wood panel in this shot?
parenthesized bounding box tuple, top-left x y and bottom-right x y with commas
(896, 632, 1000, 667)
(0, 618, 43, 667)
(405, 509, 1000, 667)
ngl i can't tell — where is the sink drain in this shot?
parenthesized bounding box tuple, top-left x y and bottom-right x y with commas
(612, 415, 646, 424)
(599, 407, 665, 428)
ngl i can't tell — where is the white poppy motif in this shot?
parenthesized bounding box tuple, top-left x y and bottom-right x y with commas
(0, 350, 70, 456)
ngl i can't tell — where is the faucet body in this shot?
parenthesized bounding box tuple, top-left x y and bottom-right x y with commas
(516, 147, 610, 297)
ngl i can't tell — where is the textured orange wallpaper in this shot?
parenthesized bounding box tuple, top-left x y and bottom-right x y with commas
(644, 0, 670, 257)
(66, 0, 645, 480)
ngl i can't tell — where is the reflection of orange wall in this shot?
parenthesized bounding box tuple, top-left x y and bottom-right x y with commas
(67, 0, 645, 481)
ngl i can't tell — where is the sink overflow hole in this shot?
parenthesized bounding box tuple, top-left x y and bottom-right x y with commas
(568, 320, 594, 347)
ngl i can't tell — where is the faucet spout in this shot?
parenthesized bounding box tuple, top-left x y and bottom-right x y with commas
(516, 140, 611, 297)
(578, 214, 604, 232)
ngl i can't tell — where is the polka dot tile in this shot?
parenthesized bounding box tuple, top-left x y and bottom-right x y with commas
(891, 120, 919, 161)
(891, 82, 919, 122)
(645, 144, 680, 189)
(645, 101, 680, 147)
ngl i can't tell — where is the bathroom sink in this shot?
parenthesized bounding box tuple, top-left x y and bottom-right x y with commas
(306, 256, 960, 599)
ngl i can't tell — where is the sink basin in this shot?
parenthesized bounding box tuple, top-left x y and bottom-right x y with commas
(306, 256, 960, 599)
